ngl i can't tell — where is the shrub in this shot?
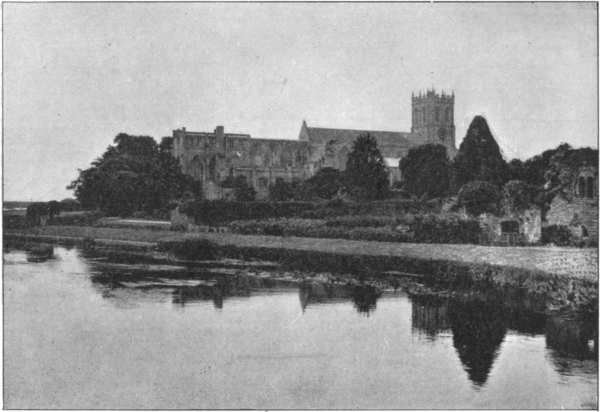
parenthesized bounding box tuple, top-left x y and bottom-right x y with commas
(502, 180, 539, 213)
(50, 210, 105, 226)
(410, 213, 481, 244)
(268, 178, 296, 201)
(458, 181, 501, 216)
(181, 201, 318, 226)
(325, 215, 396, 228)
(229, 213, 481, 245)
(26, 202, 52, 226)
(541, 225, 575, 246)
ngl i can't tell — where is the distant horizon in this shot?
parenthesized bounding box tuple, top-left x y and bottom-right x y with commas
(4, 3, 597, 201)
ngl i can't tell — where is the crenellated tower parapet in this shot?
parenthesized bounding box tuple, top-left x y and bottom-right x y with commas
(410, 88, 456, 158)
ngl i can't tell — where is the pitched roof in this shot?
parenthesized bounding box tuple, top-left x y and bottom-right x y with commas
(305, 125, 413, 148)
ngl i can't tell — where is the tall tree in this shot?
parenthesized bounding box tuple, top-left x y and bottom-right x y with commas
(452, 116, 508, 190)
(344, 134, 390, 200)
(68, 133, 201, 216)
(300, 167, 344, 200)
(399, 144, 450, 199)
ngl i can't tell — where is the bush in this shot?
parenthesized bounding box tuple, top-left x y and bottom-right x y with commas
(229, 213, 482, 245)
(325, 215, 397, 228)
(59, 198, 82, 212)
(51, 210, 105, 226)
(458, 181, 501, 216)
(541, 225, 575, 246)
(410, 214, 481, 244)
(269, 178, 298, 201)
(182, 201, 319, 226)
(502, 180, 539, 213)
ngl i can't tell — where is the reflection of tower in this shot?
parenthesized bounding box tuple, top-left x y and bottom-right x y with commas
(448, 298, 507, 387)
(411, 89, 456, 158)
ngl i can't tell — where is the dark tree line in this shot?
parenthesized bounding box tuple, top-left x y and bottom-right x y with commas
(68, 134, 201, 217)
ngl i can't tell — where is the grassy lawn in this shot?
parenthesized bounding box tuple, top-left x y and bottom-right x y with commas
(7, 224, 598, 281)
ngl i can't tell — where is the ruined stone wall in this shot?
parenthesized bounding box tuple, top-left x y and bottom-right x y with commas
(546, 196, 598, 239)
(173, 128, 312, 199)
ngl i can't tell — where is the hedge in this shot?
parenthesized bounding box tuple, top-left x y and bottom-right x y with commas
(229, 213, 482, 245)
(181, 199, 440, 225)
(541, 225, 575, 246)
(180, 201, 318, 226)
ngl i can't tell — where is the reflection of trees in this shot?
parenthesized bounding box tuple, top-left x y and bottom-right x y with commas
(546, 315, 598, 375)
(411, 296, 451, 340)
(299, 282, 381, 315)
(172, 277, 251, 308)
(448, 298, 507, 387)
(88, 267, 298, 309)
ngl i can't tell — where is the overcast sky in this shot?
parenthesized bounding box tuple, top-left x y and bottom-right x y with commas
(4, 2, 598, 201)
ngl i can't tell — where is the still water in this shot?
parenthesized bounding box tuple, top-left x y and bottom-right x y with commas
(4, 247, 598, 409)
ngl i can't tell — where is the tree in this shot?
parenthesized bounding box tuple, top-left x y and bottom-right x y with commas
(68, 133, 200, 216)
(344, 133, 389, 200)
(399, 144, 450, 199)
(300, 167, 344, 200)
(452, 116, 508, 190)
(269, 178, 296, 201)
(231, 175, 256, 201)
(502, 180, 538, 213)
(543, 144, 598, 198)
(457, 180, 501, 216)
(506, 159, 527, 182)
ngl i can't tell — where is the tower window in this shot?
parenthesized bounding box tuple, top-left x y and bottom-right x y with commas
(435, 107, 440, 122)
(446, 107, 452, 122)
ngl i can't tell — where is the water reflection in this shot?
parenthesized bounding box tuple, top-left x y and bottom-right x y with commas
(448, 298, 507, 387)
(87, 262, 383, 315)
(546, 315, 598, 377)
(410, 293, 599, 387)
(4, 247, 598, 409)
(299, 282, 381, 315)
(411, 296, 451, 340)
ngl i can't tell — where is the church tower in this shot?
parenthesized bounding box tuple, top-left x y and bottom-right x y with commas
(411, 89, 456, 158)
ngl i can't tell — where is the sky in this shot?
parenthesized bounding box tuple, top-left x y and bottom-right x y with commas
(3, 2, 598, 201)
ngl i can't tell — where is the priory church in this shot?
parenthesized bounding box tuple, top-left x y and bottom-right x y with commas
(170, 89, 456, 199)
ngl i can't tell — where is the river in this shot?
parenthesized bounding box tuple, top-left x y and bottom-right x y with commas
(3, 246, 598, 409)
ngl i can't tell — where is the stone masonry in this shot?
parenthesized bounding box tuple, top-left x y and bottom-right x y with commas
(173, 89, 457, 199)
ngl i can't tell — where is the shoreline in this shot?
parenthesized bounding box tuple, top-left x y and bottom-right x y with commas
(4, 225, 598, 314)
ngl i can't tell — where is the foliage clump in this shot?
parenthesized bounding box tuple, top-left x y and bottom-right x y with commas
(68, 134, 201, 217)
(452, 116, 508, 190)
(344, 133, 390, 200)
(457, 180, 501, 216)
(399, 144, 450, 199)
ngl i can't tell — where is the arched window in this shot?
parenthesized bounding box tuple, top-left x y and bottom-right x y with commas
(586, 176, 594, 198)
(208, 156, 217, 181)
(435, 107, 440, 122)
(446, 107, 452, 122)
(578, 177, 586, 197)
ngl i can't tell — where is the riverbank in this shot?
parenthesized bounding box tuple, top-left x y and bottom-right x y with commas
(6, 225, 597, 278)
(5, 225, 598, 314)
